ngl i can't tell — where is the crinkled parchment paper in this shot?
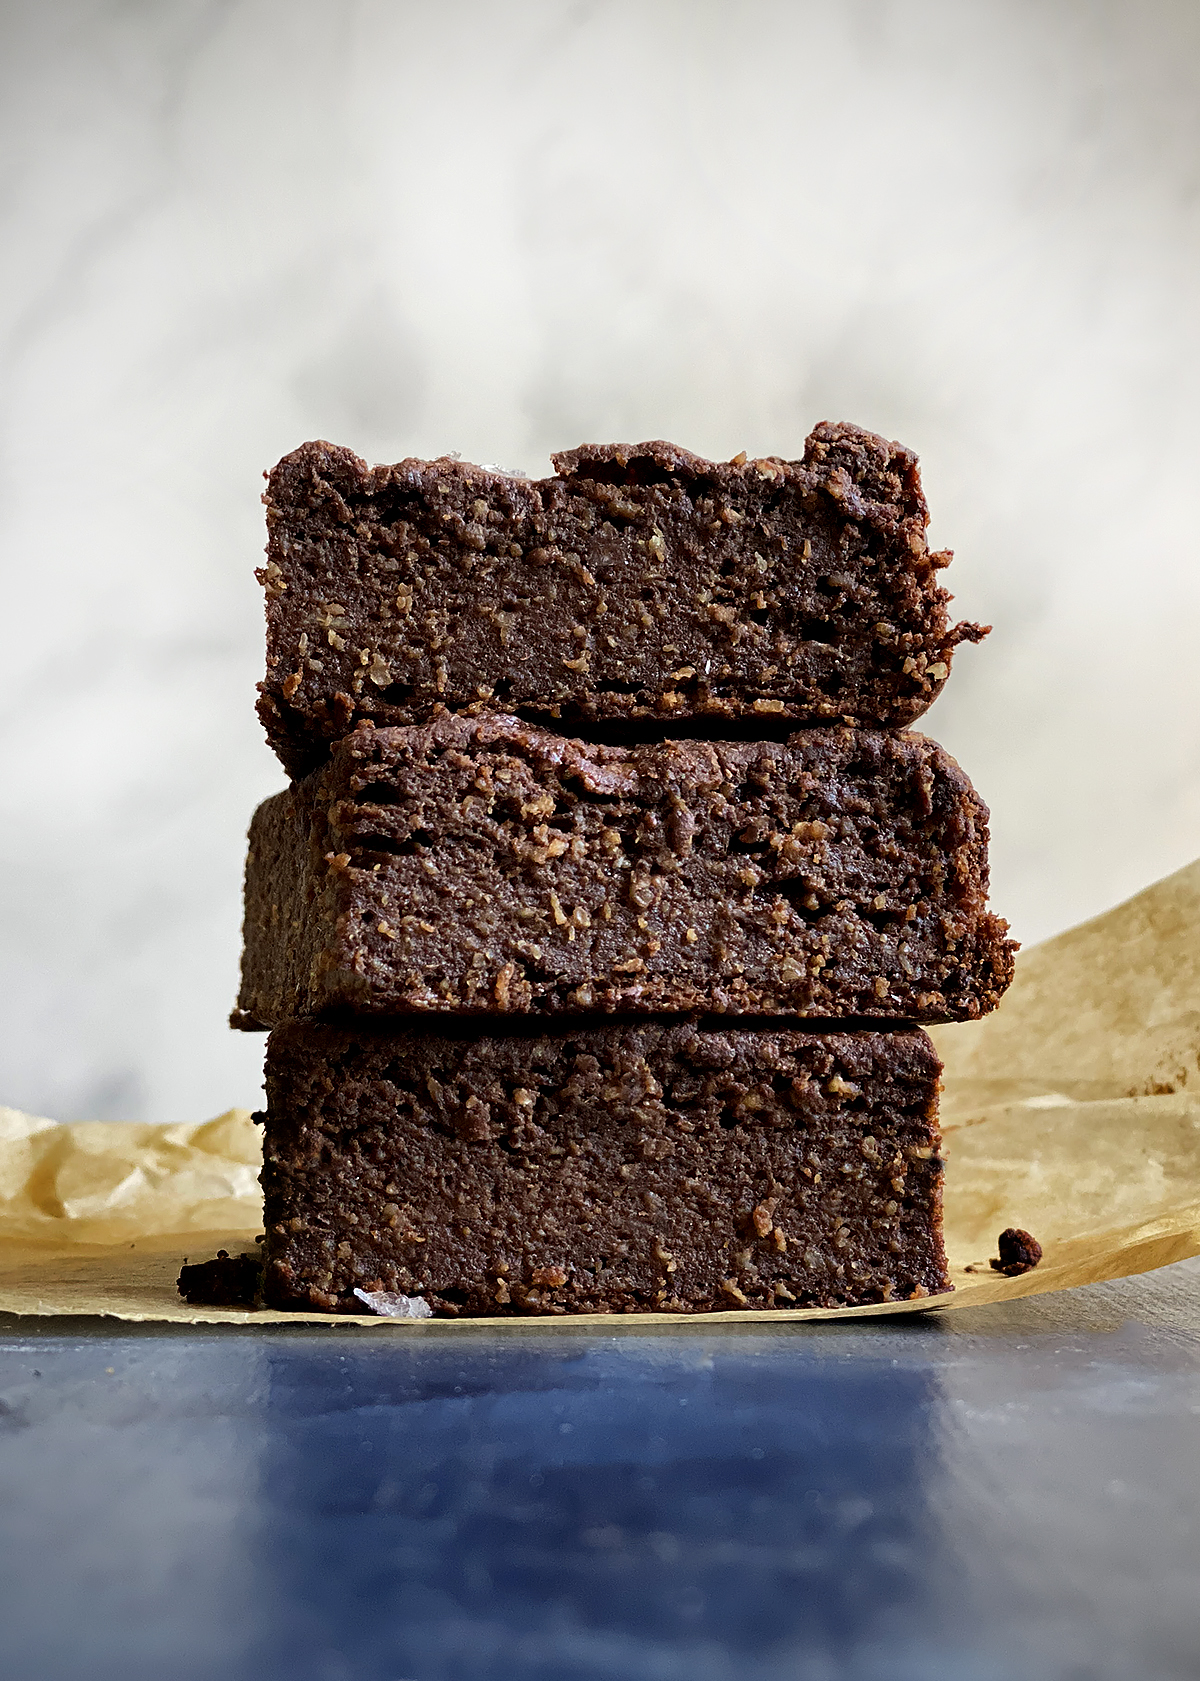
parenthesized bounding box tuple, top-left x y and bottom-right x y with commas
(3, 861, 1198, 1326)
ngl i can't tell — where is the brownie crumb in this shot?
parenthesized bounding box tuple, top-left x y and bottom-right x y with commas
(177, 1250, 263, 1307)
(989, 1227, 1043, 1275)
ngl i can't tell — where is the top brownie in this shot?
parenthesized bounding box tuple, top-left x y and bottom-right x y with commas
(258, 422, 986, 777)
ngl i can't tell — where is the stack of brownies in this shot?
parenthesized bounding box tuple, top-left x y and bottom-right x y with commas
(231, 422, 1015, 1315)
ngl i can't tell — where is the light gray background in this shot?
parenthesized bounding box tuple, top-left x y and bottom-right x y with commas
(2, 0, 1198, 1125)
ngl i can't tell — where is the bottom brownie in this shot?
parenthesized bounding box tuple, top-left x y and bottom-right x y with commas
(261, 1021, 950, 1314)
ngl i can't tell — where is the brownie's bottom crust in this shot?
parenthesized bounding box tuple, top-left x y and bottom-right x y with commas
(261, 1021, 950, 1316)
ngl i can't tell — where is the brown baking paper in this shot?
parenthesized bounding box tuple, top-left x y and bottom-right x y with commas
(3, 859, 1198, 1327)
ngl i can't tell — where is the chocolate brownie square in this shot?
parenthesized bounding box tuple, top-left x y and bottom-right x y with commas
(257, 424, 986, 776)
(260, 1020, 950, 1315)
(234, 713, 1014, 1028)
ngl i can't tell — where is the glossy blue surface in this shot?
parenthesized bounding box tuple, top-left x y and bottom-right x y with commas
(1, 1263, 1198, 1681)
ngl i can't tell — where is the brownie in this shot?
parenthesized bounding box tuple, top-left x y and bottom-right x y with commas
(257, 423, 987, 777)
(234, 712, 1014, 1028)
(260, 1020, 950, 1314)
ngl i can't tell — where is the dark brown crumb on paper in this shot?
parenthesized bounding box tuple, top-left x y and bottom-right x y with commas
(989, 1227, 1043, 1276)
(177, 1250, 263, 1308)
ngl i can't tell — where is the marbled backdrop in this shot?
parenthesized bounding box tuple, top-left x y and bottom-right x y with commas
(1, 0, 1198, 1125)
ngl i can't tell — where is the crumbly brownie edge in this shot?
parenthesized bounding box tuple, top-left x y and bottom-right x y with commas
(260, 1020, 950, 1315)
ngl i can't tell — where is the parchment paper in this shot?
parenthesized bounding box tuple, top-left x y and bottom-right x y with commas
(3, 860, 1198, 1326)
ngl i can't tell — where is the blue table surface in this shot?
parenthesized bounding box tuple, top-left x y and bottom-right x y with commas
(1, 1261, 1198, 1681)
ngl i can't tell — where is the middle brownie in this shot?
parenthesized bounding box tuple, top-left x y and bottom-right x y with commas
(236, 711, 1013, 1027)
